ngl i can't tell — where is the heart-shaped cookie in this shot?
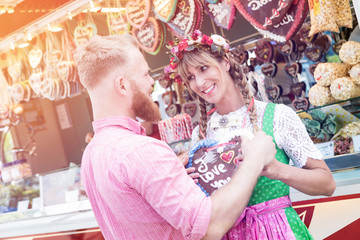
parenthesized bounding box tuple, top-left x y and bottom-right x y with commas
(277, 39, 295, 56)
(126, 0, 150, 28)
(292, 97, 309, 111)
(74, 23, 97, 47)
(57, 61, 73, 81)
(28, 48, 43, 69)
(7, 61, 22, 82)
(166, 0, 195, 37)
(255, 41, 273, 63)
(165, 103, 181, 117)
(183, 103, 197, 117)
(9, 83, 24, 104)
(266, 85, 282, 101)
(187, 135, 246, 196)
(204, 0, 236, 30)
(153, 0, 178, 23)
(250, 0, 308, 42)
(132, 17, 161, 53)
(290, 82, 306, 98)
(233, 0, 293, 31)
(284, 62, 302, 79)
(43, 50, 63, 66)
(309, 63, 318, 77)
(162, 91, 177, 105)
(231, 45, 249, 65)
(305, 45, 322, 62)
(29, 72, 43, 95)
(106, 12, 130, 35)
(261, 63, 278, 78)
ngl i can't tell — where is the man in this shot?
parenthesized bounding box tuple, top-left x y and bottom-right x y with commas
(75, 35, 276, 240)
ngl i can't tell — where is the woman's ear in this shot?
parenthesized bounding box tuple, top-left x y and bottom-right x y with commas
(223, 58, 231, 71)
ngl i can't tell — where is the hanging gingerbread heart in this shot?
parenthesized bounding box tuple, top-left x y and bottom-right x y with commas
(232, 45, 249, 65)
(125, 0, 150, 29)
(204, 0, 236, 30)
(183, 102, 197, 117)
(233, 0, 293, 31)
(277, 39, 295, 56)
(166, 0, 195, 38)
(261, 63, 277, 78)
(187, 134, 251, 196)
(29, 72, 43, 95)
(290, 82, 306, 98)
(305, 45, 323, 62)
(296, 40, 307, 54)
(284, 62, 302, 79)
(7, 61, 22, 82)
(132, 17, 161, 53)
(309, 63, 318, 77)
(106, 12, 130, 35)
(57, 61, 73, 81)
(28, 48, 43, 69)
(300, 24, 317, 44)
(250, 0, 308, 42)
(255, 41, 273, 63)
(165, 103, 181, 117)
(266, 85, 282, 101)
(162, 91, 177, 105)
(146, 22, 167, 55)
(43, 50, 63, 66)
(153, 0, 178, 23)
(314, 35, 331, 54)
(292, 98, 309, 111)
(74, 23, 97, 47)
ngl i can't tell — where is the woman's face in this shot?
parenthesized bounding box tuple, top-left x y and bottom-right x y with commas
(186, 59, 231, 104)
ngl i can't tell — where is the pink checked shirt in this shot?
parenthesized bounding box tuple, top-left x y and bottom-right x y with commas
(81, 116, 212, 240)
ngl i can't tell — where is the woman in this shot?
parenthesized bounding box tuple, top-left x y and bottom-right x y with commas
(164, 30, 335, 239)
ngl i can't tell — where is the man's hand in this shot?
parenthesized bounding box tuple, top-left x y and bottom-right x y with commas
(178, 151, 200, 183)
(241, 131, 276, 169)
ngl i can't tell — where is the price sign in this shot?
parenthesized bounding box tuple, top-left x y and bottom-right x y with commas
(315, 141, 334, 158)
(352, 135, 360, 153)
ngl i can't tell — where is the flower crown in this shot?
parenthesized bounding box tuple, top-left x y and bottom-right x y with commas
(164, 30, 230, 84)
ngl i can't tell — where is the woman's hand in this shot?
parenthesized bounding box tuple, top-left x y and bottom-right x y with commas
(178, 151, 200, 183)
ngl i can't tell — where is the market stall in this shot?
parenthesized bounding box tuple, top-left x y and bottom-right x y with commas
(0, 0, 359, 239)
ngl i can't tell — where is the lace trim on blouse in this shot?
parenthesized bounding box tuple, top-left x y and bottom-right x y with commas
(191, 101, 323, 168)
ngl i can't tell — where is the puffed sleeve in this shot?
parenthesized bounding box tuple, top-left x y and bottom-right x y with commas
(273, 104, 324, 168)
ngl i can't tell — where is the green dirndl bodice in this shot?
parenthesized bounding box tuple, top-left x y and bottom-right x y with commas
(248, 103, 314, 240)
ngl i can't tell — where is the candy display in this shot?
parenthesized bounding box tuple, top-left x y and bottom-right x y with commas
(333, 136, 353, 155)
(314, 63, 351, 87)
(158, 114, 193, 144)
(308, 0, 339, 37)
(333, 0, 353, 29)
(330, 77, 360, 101)
(339, 41, 360, 65)
(308, 84, 335, 107)
(332, 121, 360, 140)
(301, 110, 339, 143)
(349, 64, 360, 85)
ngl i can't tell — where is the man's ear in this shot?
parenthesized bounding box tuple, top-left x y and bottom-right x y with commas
(114, 76, 127, 95)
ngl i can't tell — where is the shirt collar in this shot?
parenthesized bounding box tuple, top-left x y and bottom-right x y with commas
(92, 116, 146, 136)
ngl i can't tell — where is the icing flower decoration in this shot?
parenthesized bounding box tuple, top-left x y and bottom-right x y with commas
(164, 30, 230, 84)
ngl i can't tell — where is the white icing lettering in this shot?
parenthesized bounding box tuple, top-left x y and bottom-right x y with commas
(248, 0, 273, 11)
(208, 3, 228, 22)
(274, 13, 294, 28)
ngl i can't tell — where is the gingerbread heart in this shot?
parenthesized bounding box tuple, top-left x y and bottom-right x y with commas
(305, 46, 322, 62)
(57, 61, 73, 81)
(290, 82, 306, 98)
(284, 62, 302, 79)
(183, 103, 197, 117)
(309, 63, 318, 77)
(132, 17, 161, 53)
(261, 63, 277, 78)
(166, 0, 195, 37)
(43, 50, 63, 66)
(278, 39, 295, 56)
(106, 12, 130, 35)
(165, 103, 181, 117)
(300, 25, 316, 44)
(162, 91, 177, 105)
(153, 0, 178, 23)
(292, 98, 309, 111)
(125, 0, 150, 29)
(7, 61, 22, 82)
(74, 23, 97, 47)
(232, 45, 249, 65)
(314, 35, 331, 54)
(183, 89, 194, 102)
(250, 0, 308, 42)
(296, 40, 307, 54)
(29, 72, 43, 95)
(28, 48, 43, 69)
(9, 83, 24, 104)
(255, 41, 273, 63)
(204, 0, 236, 30)
(266, 85, 282, 101)
(187, 136, 243, 196)
(233, 0, 293, 31)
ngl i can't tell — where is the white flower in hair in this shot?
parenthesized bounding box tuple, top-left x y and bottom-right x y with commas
(211, 34, 227, 47)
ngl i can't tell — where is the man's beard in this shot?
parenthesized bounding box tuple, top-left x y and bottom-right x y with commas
(130, 82, 161, 122)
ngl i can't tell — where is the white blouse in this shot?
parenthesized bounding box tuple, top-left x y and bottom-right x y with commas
(191, 100, 323, 168)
